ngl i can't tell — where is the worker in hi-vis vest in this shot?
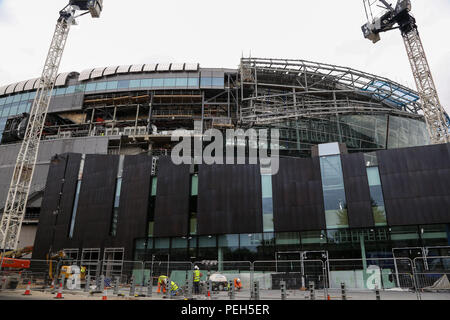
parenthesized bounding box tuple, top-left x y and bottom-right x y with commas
(193, 266, 203, 295)
(164, 278, 180, 296)
(157, 275, 168, 293)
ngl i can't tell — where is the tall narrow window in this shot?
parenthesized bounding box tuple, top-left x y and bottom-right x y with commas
(319, 155, 349, 229)
(189, 174, 198, 235)
(148, 176, 157, 237)
(261, 174, 274, 232)
(69, 154, 85, 239)
(110, 155, 124, 237)
(367, 166, 387, 226)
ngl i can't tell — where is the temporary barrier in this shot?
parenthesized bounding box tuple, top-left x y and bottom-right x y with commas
(193, 261, 252, 300)
(253, 260, 325, 300)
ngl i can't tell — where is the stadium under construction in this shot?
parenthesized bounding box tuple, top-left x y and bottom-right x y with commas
(0, 57, 449, 267)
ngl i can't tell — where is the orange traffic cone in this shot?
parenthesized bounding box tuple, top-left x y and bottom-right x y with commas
(22, 281, 32, 296)
(327, 294, 331, 300)
(54, 283, 64, 299)
(208, 290, 211, 300)
(102, 289, 108, 300)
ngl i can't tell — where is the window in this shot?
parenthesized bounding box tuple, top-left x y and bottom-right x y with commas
(95, 82, 107, 91)
(276, 232, 301, 245)
(172, 238, 188, 249)
(190, 174, 198, 235)
(212, 77, 224, 87)
(111, 156, 124, 237)
(76, 84, 86, 93)
(6, 96, 14, 104)
(191, 175, 198, 196)
(13, 94, 21, 103)
(366, 166, 387, 226)
(188, 78, 199, 88)
(86, 82, 97, 92)
(148, 177, 157, 237)
(151, 177, 157, 196)
(21, 93, 30, 101)
(152, 79, 164, 87)
(117, 80, 130, 89)
(175, 78, 188, 87)
(200, 77, 212, 87)
(69, 154, 85, 239)
(130, 79, 141, 88)
(55, 87, 66, 95)
(66, 86, 76, 95)
(0, 98, 6, 106)
(106, 81, 118, 90)
(1, 106, 10, 117)
(154, 238, 170, 249)
(163, 78, 176, 87)
(141, 79, 152, 88)
(110, 178, 122, 236)
(300, 230, 327, 244)
(9, 104, 18, 116)
(320, 155, 349, 229)
(239, 234, 263, 251)
(199, 236, 216, 248)
(18, 103, 27, 114)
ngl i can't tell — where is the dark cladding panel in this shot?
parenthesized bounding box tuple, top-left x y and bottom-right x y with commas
(341, 153, 374, 228)
(272, 157, 326, 232)
(113, 154, 152, 259)
(71, 154, 119, 248)
(32, 153, 81, 259)
(377, 144, 450, 226)
(153, 157, 190, 237)
(197, 164, 263, 235)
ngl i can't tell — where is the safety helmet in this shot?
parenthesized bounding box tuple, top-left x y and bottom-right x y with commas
(163, 278, 168, 285)
(194, 266, 199, 270)
(236, 278, 241, 283)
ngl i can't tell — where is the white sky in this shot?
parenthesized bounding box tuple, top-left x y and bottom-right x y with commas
(0, 0, 449, 113)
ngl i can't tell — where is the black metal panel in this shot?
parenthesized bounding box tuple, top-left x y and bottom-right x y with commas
(272, 157, 326, 232)
(153, 156, 190, 237)
(32, 153, 81, 259)
(341, 153, 375, 228)
(112, 154, 152, 259)
(71, 154, 119, 248)
(197, 164, 263, 235)
(377, 144, 450, 226)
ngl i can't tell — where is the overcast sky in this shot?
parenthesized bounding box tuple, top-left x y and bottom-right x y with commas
(0, 0, 449, 113)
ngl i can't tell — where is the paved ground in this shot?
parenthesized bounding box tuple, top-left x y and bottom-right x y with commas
(0, 287, 449, 300)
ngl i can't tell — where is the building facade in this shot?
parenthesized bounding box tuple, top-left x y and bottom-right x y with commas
(0, 57, 448, 257)
(32, 142, 450, 265)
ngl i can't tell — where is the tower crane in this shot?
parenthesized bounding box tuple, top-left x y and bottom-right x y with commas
(362, 0, 450, 144)
(0, 1, 103, 251)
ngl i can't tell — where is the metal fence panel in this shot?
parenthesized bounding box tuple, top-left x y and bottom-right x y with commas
(192, 261, 252, 300)
(328, 258, 414, 291)
(253, 260, 325, 300)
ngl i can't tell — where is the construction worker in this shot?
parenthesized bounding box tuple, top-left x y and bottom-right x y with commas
(234, 278, 242, 291)
(164, 278, 180, 296)
(193, 266, 203, 295)
(157, 275, 168, 293)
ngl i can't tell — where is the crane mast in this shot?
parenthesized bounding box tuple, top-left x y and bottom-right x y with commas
(362, 0, 450, 144)
(0, 1, 103, 251)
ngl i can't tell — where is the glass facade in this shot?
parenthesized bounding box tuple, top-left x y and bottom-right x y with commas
(262, 114, 430, 156)
(319, 155, 349, 229)
(69, 154, 86, 239)
(135, 225, 450, 261)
